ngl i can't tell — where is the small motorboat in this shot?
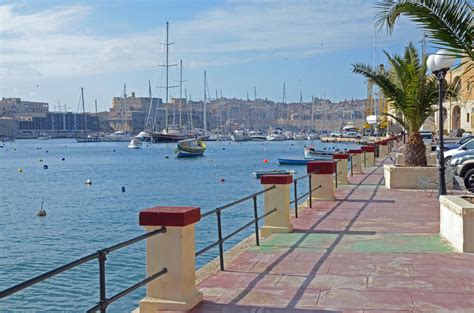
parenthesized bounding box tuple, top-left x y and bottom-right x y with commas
(128, 138, 142, 149)
(253, 169, 296, 178)
(175, 138, 206, 157)
(277, 158, 317, 165)
(37, 200, 47, 217)
(304, 146, 337, 159)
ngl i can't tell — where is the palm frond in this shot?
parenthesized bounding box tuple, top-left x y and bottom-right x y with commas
(375, 0, 473, 61)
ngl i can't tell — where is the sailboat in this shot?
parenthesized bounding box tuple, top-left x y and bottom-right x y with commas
(76, 87, 103, 142)
(148, 22, 189, 143)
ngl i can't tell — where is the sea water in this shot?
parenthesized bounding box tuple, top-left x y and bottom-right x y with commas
(0, 139, 357, 312)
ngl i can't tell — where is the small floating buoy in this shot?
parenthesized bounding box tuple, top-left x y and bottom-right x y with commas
(222, 147, 225, 150)
(263, 159, 269, 164)
(85, 179, 92, 185)
(43, 165, 48, 169)
(61, 157, 65, 161)
(165, 155, 169, 159)
(39, 159, 43, 162)
(45, 150, 49, 153)
(220, 178, 225, 183)
(37, 200, 47, 217)
(121, 186, 126, 192)
(18, 168, 23, 173)
(113, 149, 116, 152)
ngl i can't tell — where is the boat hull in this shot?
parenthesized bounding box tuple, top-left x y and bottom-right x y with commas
(151, 132, 189, 143)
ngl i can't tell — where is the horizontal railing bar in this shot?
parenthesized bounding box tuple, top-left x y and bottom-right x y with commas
(196, 208, 277, 257)
(87, 268, 168, 313)
(294, 170, 318, 181)
(105, 227, 166, 254)
(289, 199, 295, 205)
(218, 186, 275, 212)
(201, 209, 217, 218)
(296, 191, 310, 202)
(195, 240, 220, 256)
(0, 251, 99, 298)
(0, 228, 167, 299)
(312, 184, 322, 192)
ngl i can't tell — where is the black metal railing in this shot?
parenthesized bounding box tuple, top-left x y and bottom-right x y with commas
(363, 151, 367, 168)
(196, 185, 277, 271)
(289, 171, 322, 218)
(0, 227, 167, 313)
(348, 155, 354, 177)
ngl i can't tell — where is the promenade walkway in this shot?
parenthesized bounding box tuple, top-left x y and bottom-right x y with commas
(191, 158, 474, 312)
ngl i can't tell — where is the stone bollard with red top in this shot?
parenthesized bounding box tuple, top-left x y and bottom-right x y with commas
(378, 140, 389, 157)
(361, 145, 376, 167)
(138, 206, 203, 312)
(348, 149, 363, 174)
(260, 175, 293, 236)
(333, 153, 349, 185)
(307, 161, 336, 201)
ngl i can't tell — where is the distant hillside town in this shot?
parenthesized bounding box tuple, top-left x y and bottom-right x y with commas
(0, 93, 367, 139)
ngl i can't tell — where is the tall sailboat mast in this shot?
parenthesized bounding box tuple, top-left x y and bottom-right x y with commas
(203, 71, 208, 132)
(165, 21, 170, 130)
(179, 59, 183, 127)
(81, 87, 87, 137)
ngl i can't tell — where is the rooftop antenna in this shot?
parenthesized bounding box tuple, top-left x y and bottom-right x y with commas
(254, 86, 257, 101)
(215, 89, 218, 101)
(246, 90, 249, 101)
(123, 83, 127, 98)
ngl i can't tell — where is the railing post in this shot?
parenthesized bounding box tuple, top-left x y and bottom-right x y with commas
(333, 153, 349, 185)
(307, 161, 336, 201)
(348, 149, 363, 174)
(335, 162, 338, 188)
(308, 174, 313, 208)
(252, 196, 260, 246)
(138, 206, 202, 312)
(350, 156, 353, 177)
(98, 250, 107, 313)
(216, 209, 225, 270)
(293, 180, 298, 218)
(361, 145, 376, 167)
(260, 175, 294, 237)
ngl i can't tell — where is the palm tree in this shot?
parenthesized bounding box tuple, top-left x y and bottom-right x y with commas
(352, 43, 458, 166)
(375, 0, 473, 64)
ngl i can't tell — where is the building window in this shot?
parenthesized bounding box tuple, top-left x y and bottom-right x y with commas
(468, 113, 470, 123)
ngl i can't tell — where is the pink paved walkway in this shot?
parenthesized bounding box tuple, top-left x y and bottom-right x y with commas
(190, 158, 474, 312)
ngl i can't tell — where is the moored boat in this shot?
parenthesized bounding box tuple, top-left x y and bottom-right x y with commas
(277, 158, 316, 165)
(253, 169, 296, 178)
(231, 130, 251, 141)
(105, 131, 133, 142)
(128, 138, 142, 149)
(303, 146, 336, 159)
(175, 138, 206, 157)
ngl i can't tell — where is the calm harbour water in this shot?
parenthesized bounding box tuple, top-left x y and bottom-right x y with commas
(0, 139, 357, 312)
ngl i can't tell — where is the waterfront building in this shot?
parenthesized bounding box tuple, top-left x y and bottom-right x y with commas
(434, 59, 474, 134)
(0, 97, 49, 117)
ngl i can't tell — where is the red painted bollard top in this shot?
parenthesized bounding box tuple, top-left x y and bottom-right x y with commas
(139, 206, 201, 227)
(361, 146, 376, 153)
(307, 161, 336, 174)
(333, 153, 350, 160)
(260, 174, 293, 185)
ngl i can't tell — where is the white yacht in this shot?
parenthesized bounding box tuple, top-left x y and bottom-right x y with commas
(249, 131, 267, 141)
(105, 131, 133, 142)
(231, 130, 251, 141)
(135, 131, 153, 142)
(266, 129, 286, 141)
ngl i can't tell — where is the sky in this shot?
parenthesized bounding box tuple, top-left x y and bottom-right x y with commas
(0, 0, 430, 112)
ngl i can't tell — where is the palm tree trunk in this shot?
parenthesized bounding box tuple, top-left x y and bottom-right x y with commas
(404, 132, 427, 166)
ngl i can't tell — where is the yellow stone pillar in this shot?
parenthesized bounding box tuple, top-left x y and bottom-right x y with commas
(260, 175, 294, 236)
(378, 141, 389, 157)
(138, 206, 203, 312)
(333, 153, 349, 185)
(307, 161, 336, 201)
(348, 149, 363, 174)
(361, 145, 376, 167)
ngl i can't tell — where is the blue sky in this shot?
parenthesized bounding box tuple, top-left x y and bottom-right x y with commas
(0, 0, 429, 112)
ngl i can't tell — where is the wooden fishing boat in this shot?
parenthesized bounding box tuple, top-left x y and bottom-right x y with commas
(175, 138, 206, 157)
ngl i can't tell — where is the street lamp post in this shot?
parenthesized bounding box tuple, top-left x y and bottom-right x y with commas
(427, 50, 455, 197)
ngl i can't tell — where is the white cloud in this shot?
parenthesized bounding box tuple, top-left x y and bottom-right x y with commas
(0, 1, 420, 87)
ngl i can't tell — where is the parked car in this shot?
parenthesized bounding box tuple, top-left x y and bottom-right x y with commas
(342, 131, 362, 139)
(453, 155, 474, 190)
(420, 131, 435, 146)
(437, 135, 474, 152)
(444, 139, 474, 165)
